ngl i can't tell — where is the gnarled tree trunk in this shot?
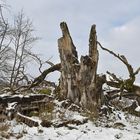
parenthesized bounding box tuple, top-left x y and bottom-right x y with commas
(58, 22, 105, 113)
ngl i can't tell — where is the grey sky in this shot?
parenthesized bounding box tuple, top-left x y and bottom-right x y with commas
(7, 0, 140, 82)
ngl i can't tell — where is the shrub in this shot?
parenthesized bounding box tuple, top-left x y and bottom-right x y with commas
(39, 88, 52, 95)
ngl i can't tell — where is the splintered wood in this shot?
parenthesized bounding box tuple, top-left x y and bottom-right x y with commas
(58, 22, 105, 113)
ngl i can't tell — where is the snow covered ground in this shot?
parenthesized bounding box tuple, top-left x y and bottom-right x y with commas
(13, 121, 139, 140)
(2, 111, 139, 140)
(0, 94, 140, 140)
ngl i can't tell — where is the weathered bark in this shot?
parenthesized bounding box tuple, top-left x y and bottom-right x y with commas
(58, 22, 104, 113)
(58, 22, 79, 103)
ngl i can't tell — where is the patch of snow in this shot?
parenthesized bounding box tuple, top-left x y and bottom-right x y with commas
(54, 99, 64, 107)
(12, 94, 24, 98)
(117, 92, 121, 95)
(101, 105, 108, 109)
(7, 102, 17, 110)
(135, 106, 140, 112)
(0, 92, 11, 97)
(103, 91, 108, 95)
(72, 114, 87, 122)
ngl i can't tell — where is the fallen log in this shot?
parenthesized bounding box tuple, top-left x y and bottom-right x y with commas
(0, 94, 52, 105)
(20, 106, 39, 115)
(53, 118, 88, 128)
(41, 118, 88, 128)
(0, 94, 53, 121)
(16, 113, 39, 127)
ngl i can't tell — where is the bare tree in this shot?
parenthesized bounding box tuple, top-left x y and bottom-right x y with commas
(0, 4, 52, 93)
(0, 4, 13, 83)
(9, 11, 38, 91)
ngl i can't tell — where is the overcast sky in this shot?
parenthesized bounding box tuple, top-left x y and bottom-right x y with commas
(7, 0, 140, 82)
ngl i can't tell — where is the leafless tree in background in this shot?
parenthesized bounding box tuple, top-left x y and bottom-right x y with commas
(0, 4, 13, 84)
(0, 3, 40, 92)
(9, 11, 38, 91)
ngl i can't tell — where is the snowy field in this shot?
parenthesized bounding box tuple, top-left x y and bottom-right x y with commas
(0, 112, 139, 140)
(0, 94, 140, 140)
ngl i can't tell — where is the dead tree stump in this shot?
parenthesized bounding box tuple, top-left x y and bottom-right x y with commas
(58, 22, 105, 114)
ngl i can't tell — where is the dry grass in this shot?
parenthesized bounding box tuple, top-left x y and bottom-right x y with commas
(0, 123, 10, 132)
(0, 114, 7, 122)
(39, 101, 55, 121)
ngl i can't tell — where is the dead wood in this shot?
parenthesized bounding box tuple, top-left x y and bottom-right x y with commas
(0, 94, 51, 105)
(97, 41, 140, 97)
(53, 119, 88, 128)
(58, 22, 105, 113)
(28, 63, 61, 89)
(9, 63, 61, 92)
(123, 101, 140, 117)
(16, 113, 39, 127)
